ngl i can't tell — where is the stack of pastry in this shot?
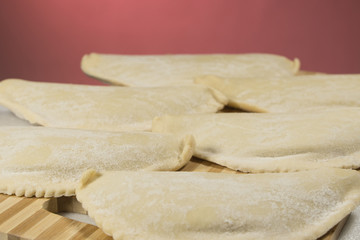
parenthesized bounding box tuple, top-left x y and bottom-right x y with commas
(0, 53, 359, 240)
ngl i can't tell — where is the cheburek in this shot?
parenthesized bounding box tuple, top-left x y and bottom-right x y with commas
(152, 110, 360, 172)
(76, 168, 360, 240)
(0, 79, 227, 131)
(81, 53, 300, 87)
(0, 127, 194, 197)
(195, 74, 360, 112)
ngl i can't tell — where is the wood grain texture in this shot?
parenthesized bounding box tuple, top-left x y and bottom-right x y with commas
(0, 157, 349, 240)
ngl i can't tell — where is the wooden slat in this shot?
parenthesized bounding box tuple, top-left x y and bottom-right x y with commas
(35, 217, 83, 240)
(0, 195, 8, 204)
(71, 224, 101, 240)
(19, 210, 62, 239)
(0, 200, 43, 232)
(86, 229, 113, 240)
(0, 197, 24, 216)
(8, 209, 49, 236)
(0, 198, 35, 226)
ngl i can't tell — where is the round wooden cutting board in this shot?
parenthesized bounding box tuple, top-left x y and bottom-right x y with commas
(0, 157, 349, 240)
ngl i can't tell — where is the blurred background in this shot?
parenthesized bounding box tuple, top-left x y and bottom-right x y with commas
(0, 0, 359, 84)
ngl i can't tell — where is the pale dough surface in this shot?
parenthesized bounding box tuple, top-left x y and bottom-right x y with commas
(0, 105, 30, 126)
(0, 79, 227, 131)
(152, 109, 360, 172)
(0, 126, 194, 197)
(76, 168, 360, 240)
(195, 74, 360, 112)
(81, 53, 300, 87)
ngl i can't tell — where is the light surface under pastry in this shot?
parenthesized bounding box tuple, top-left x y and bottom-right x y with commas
(195, 74, 360, 112)
(81, 53, 300, 87)
(152, 109, 360, 172)
(0, 105, 31, 126)
(76, 168, 360, 240)
(0, 79, 227, 131)
(0, 126, 194, 197)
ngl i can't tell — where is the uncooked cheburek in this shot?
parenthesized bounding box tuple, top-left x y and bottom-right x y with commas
(195, 74, 360, 112)
(0, 126, 194, 197)
(76, 168, 360, 240)
(81, 53, 300, 87)
(0, 79, 227, 131)
(152, 110, 360, 172)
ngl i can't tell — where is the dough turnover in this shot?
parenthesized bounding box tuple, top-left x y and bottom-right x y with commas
(195, 74, 360, 112)
(81, 53, 300, 87)
(0, 126, 194, 197)
(0, 79, 227, 131)
(76, 168, 360, 240)
(152, 109, 360, 172)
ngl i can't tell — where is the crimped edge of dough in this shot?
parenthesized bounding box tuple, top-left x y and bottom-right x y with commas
(194, 152, 316, 173)
(194, 151, 360, 173)
(81, 53, 125, 86)
(76, 170, 120, 238)
(78, 169, 102, 190)
(188, 85, 228, 113)
(77, 200, 115, 238)
(0, 79, 227, 130)
(75, 134, 194, 238)
(76, 169, 360, 240)
(0, 79, 48, 126)
(0, 98, 47, 127)
(141, 134, 195, 171)
(194, 75, 268, 113)
(81, 53, 301, 86)
(0, 92, 153, 131)
(206, 87, 229, 109)
(0, 178, 76, 198)
(0, 133, 194, 198)
(0, 134, 194, 198)
(292, 169, 360, 240)
(192, 78, 229, 113)
(299, 192, 360, 240)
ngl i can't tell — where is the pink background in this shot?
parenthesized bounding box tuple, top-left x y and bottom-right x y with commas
(0, 0, 359, 85)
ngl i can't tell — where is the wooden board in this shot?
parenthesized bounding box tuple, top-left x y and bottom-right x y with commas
(0, 157, 349, 240)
